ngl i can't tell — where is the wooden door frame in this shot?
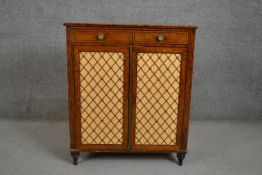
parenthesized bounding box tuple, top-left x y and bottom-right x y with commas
(72, 45, 130, 151)
(130, 46, 188, 152)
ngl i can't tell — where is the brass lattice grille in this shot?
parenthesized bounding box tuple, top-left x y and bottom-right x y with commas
(135, 53, 182, 145)
(79, 52, 124, 145)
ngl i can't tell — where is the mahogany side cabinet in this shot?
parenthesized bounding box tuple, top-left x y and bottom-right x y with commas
(64, 23, 197, 165)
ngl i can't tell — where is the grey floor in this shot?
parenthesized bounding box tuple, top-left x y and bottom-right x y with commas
(0, 119, 261, 175)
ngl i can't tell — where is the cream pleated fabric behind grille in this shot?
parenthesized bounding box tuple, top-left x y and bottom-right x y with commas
(135, 53, 181, 145)
(79, 52, 124, 145)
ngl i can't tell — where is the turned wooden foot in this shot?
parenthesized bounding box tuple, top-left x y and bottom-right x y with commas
(177, 152, 186, 166)
(70, 152, 80, 165)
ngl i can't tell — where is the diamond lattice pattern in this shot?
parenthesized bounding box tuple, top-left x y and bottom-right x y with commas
(135, 53, 182, 145)
(79, 52, 124, 145)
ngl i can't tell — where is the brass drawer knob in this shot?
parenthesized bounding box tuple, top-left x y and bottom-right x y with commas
(157, 34, 165, 41)
(97, 33, 105, 40)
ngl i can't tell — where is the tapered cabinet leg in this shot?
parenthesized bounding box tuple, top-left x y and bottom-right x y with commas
(177, 152, 186, 166)
(70, 152, 80, 165)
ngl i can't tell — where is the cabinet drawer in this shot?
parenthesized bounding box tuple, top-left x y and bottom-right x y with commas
(134, 31, 188, 44)
(75, 30, 130, 42)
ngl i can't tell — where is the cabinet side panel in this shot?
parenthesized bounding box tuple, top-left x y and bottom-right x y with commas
(181, 30, 196, 150)
(66, 28, 77, 150)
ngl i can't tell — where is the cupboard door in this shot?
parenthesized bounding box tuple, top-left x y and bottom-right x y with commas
(73, 45, 129, 151)
(131, 46, 187, 151)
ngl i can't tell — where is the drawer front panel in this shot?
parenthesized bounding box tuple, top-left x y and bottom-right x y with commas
(131, 47, 187, 151)
(134, 31, 188, 44)
(74, 46, 129, 150)
(75, 30, 130, 42)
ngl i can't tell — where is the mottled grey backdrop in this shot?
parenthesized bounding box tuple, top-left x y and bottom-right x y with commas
(0, 0, 261, 120)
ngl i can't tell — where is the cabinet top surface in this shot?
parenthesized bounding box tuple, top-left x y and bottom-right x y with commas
(63, 23, 197, 29)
